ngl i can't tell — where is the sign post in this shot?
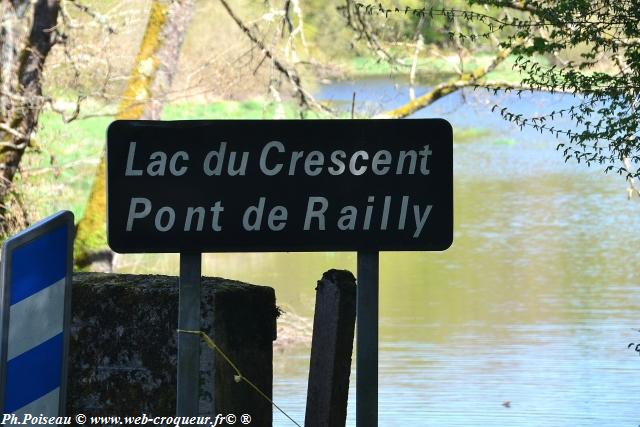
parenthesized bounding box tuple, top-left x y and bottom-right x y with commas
(106, 119, 453, 421)
(0, 211, 74, 415)
(356, 251, 379, 426)
(176, 253, 202, 415)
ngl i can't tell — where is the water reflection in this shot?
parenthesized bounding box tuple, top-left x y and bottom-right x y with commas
(117, 78, 640, 426)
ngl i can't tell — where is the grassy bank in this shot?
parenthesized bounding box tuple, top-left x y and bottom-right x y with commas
(340, 53, 543, 83)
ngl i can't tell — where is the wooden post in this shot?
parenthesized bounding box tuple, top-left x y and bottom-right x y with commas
(305, 269, 357, 427)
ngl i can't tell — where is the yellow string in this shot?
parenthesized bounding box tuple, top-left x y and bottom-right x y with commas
(177, 329, 302, 427)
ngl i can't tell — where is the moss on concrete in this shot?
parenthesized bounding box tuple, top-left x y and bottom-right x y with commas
(68, 272, 277, 421)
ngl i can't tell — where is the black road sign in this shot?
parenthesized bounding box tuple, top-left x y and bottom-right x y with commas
(107, 119, 453, 253)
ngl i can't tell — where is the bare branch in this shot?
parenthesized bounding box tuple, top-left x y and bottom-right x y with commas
(0, 123, 27, 140)
(376, 44, 518, 119)
(374, 79, 475, 119)
(343, 0, 398, 65)
(46, 95, 85, 123)
(623, 157, 640, 199)
(218, 0, 328, 112)
(409, 9, 426, 101)
(66, 0, 116, 34)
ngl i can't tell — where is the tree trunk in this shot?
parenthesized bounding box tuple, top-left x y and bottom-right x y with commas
(0, 0, 60, 236)
(73, 0, 194, 270)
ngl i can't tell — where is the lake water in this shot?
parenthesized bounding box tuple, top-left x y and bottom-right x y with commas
(117, 77, 640, 426)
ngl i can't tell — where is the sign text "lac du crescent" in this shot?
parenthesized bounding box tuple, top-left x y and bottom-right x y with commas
(106, 119, 453, 253)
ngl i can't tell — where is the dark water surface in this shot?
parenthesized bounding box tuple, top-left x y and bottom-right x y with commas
(118, 78, 640, 426)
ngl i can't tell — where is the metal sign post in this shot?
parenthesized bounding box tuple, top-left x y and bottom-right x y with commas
(0, 211, 74, 415)
(176, 253, 202, 416)
(356, 251, 379, 426)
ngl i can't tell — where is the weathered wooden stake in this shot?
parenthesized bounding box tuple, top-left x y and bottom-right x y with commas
(305, 270, 357, 427)
(177, 252, 202, 416)
(357, 251, 379, 427)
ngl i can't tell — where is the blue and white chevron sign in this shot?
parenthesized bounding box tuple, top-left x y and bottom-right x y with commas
(0, 211, 73, 415)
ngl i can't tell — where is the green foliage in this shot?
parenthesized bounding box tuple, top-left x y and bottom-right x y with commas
(452, 0, 640, 177)
(346, 52, 533, 82)
(334, 0, 510, 46)
(337, 0, 639, 176)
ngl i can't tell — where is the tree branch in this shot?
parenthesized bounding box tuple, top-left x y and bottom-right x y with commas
(409, 7, 426, 101)
(0, 0, 61, 207)
(218, 0, 327, 112)
(66, 0, 116, 34)
(376, 45, 515, 119)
